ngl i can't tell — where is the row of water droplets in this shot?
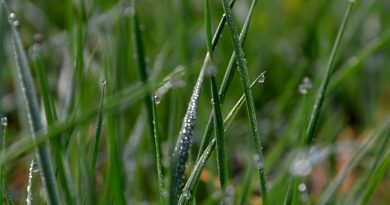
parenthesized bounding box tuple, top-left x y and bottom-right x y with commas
(8, 12, 19, 27)
(26, 160, 39, 205)
(298, 77, 312, 95)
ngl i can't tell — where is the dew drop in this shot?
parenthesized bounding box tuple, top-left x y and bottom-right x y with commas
(290, 154, 312, 177)
(182, 189, 191, 199)
(298, 183, 307, 192)
(298, 77, 312, 95)
(9, 12, 16, 19)
(32, 161, 39, 173)
(1, 117, 8, 126)
(252, 154, 264, 169)
(8, 12, 19, 27)
(100, 79, 107, 86)
(258, 71, 267, 84)
(154, 95, 161, 104)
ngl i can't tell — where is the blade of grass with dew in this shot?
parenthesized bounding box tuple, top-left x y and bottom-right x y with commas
(30, 43, 75, 205)
(304, 1, 355, 145)
(220, 1, 268, 202)
(152, 95, 166, 204)
(132, 0, 165, 202)
(0, 117, 7, 202)
(177, 138, 216, 205)
(210, 74, 229, 201)
(197, 0, 258, 160)
(359, 149, 390, 205)
(0, 67, 194, 165)
(91, 80, 106, 176)
(169, 1, 237, 203)
(26, 160, 35, 205)
(205, 0, 212, 56)
(1, 1, 61, 204)
(318, 115, 390, 205)
(178, 73, 264, 203)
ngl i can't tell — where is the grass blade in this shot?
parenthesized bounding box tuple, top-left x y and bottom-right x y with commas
(179, 73, 264, 203)
(170, 1, 237, 203)
(91, 80, 106, 175)
(304, 1, 355, 145)
(220, 0, 268, 203)
(152, 95, 166, 204)
(204, 0, 212, 56)
(360, 149, 390, 205)
(197, 0, 258, 160)
(1, 2, 61, 204)
(132, 0, 165, 203)
(0, 117, 7, 202)
(210, 75, 229, 201)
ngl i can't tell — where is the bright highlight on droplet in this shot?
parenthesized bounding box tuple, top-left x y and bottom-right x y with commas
(258, 70, 267, 84)
(154, 95, 161, 104)
(298, 76, 312, 95)
(1, 117, 7, 126)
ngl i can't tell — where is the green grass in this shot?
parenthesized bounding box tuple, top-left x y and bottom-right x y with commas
(1, 0, 390, 204)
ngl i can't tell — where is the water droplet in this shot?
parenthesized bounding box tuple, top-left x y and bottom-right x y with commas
(258, 71, 267, 84)
(154, 95, 161, 104)
(298, 77, 312, 95)
(290, 152, 312, 177)
(206, 64, 217, 76)
(298, 183, 307, 192)
(252, 154, 264, 169)
(32, 161, 39, 173)
(100, 79, 106, 86)
(9, 12, 16, 19)
(1, 117, 7, 126)
(182, 189, 191, 199)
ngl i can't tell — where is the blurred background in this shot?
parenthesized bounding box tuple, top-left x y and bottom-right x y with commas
(0, 0, 389, 204)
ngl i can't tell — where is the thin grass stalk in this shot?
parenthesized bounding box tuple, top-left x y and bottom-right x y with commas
(210, 75, 229, 200)
(0, 2, 61, 204)
(238, 161, 254, 205)
(197, 0, 258, 160)
(91, 80, 106, 175)
(0, 117, 7, 202)
(152, 96, 166, 204)
(170, 1, 237, 203)
(360, 149, 390, 205)
(132, 0, 166, 202)
(220, 0, 268, 203)
(304, 1, 355, 145)
(318, 115, 390, 205)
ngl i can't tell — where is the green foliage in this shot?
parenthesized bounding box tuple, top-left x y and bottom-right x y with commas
(0, 0, 390, 204)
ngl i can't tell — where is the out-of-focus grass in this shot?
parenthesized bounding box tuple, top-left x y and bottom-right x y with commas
(0, 0, 390, 204)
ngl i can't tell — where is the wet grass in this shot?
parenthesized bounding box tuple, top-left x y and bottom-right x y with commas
(0, 0, 390, 204)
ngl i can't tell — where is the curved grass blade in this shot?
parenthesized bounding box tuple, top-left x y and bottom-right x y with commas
(210, 75, 229, 200)
(220, 0, 268, 203)
(197, 0, 258, 160)
(318, 115, 390, 205)
(304, 1, 355, 145)
(1, 2, 61, 204)
(169, 1, 237, 203)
